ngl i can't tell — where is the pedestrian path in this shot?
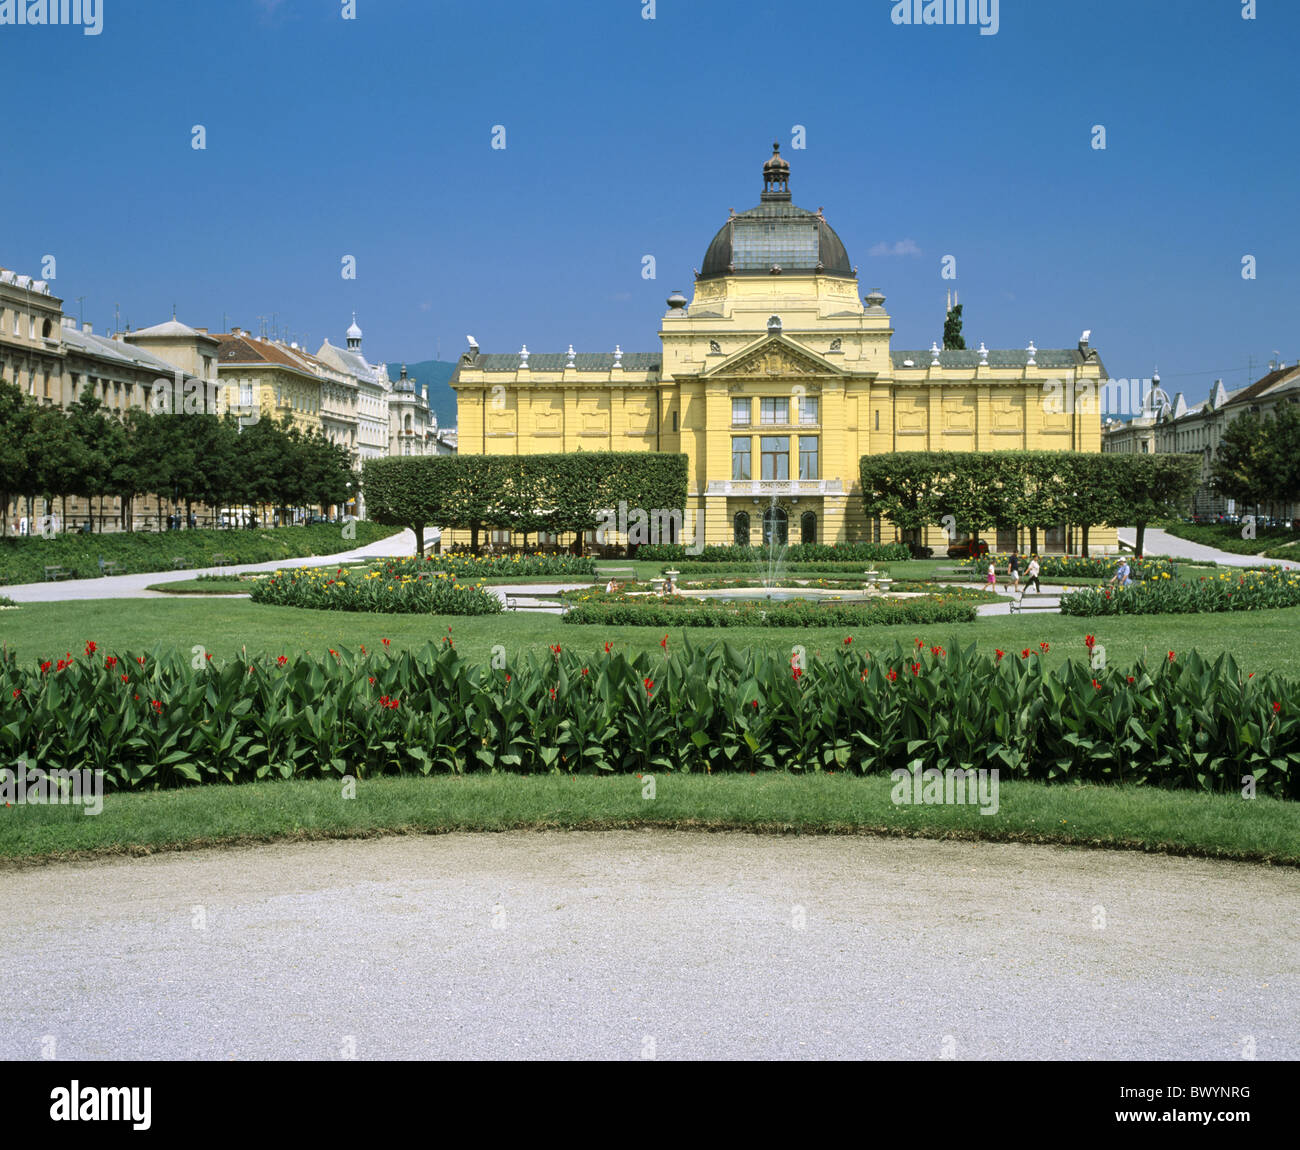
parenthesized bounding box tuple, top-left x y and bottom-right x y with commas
(1117, 527, 1296, 568)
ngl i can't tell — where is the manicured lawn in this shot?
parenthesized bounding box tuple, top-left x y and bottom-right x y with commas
(2, 773, 1295, 866)
(3, 596, 1300, 676)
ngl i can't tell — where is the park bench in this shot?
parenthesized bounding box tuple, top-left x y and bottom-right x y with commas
(97, 559, 126, 577)
(505, 594, 565, 612)
(43, 565, 72, 581)
(1010, 592, 1058, 614)
(211, 553, 230, 569)
(595, 565, 636, 581)
(172, 557, 191, 570)
(935, 566, 980, 582)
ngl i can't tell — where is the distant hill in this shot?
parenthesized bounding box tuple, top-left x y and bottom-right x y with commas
(396, 360, 458, 426)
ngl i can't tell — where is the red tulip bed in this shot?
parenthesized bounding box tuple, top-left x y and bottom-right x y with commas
(1, 637, 1294, 797)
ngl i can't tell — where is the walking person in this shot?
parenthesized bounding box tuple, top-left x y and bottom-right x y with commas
(1109, 558, 1132, 588)
(1025, 554, 1041, 593)
(1008, 551, 1021, 593)
(986, 559, 998, 592)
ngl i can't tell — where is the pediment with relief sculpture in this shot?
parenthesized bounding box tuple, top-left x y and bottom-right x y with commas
(706, 336, 841, 380)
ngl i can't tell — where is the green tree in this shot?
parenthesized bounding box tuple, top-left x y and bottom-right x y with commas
(0, 383, 35, 536)
(942, 303, 966, 351)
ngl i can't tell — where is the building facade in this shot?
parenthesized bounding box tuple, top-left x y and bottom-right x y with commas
(451, 146, 1111, 553)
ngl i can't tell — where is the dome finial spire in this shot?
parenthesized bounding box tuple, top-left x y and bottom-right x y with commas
(762, 140, 791, 201)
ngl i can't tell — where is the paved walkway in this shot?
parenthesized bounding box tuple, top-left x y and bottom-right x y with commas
(1118, 527, 1295, 568)
(1, 831, 1293, 1060)
(1, 528, 421, 603)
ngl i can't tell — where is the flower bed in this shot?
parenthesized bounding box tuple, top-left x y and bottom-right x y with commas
(1060, 567, 1300, 615)
(959, 554, 1180, 580)
(249, 565, 502, 615)
(561, 597, 978, 627)
(415, 553, 597, 579)
(1, 639, 1293, 796)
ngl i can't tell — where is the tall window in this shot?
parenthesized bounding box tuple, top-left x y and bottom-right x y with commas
(240, 381, 253, 407)
(731, 436, 752, 480)
(731, 397, 751, 426)
(760, 397, 789, 425)
(733, 511, 750, 546)
(799, 396, 819, 425)
(762, 505, 788, 546)
(798, 436, 819, 480)
(800, 511, 817, 545)
(761, 436, 789, 480)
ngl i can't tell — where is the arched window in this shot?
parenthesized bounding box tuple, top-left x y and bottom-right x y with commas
(800, 511, 817, 544)
(42, 318, 52, 338)
(733, 510, 750, 547)
(762, 505, 788, 546)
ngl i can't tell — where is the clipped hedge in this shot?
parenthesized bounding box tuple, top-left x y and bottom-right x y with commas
(249, 565, 502, 615)
(1, 640, 1294, 796)
(638, 542, 909, 563)
(0, 523, 398, 586)
(418, 553, 597, 579)
(561, 597, 978, 628)
(1060, 567, 1300, 616)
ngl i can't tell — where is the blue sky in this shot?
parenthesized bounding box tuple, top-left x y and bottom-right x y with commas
(2, 0, 1296, 405)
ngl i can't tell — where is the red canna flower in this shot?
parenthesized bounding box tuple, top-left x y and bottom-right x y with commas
(134, 693, 139, 699)
(277, 655, 288, 665)
(792, 666, 803, 681)
(388, 698, 400, 710)
(551, 644, 562, 657)
(121, 673, 129, 682)
(104, 656, 117, 668)
(1273, 702, 1282, 714)
(661, 635, 668, 650)
(329, 649, 338, 657)
(604, 641, 612, 654)
(1249, 673, 1255, 679)
(1040, 642, 1050, 653)
(581, 667, 589, 676)
(1021, 649, 1031, 659)
(914, 637, 924, 649)
(381, 638, 390, 647)
(751, 699, 759, 709)
(548, 687, 556, 700)
(84, 641, 97, 656)
(1084, 635, 1095, 650)
(136, 656, 145, 665)
(844, 636, 853, 645)
(644, 677, 654, 695)
(359, 645, 366, 655)
(1092, 679, 1100, 689)
(1168, 651, 1175, 662)
(505, 674, 511, 683)
(39, 661, 51, 674)
(1127, 676, 1135, 684)
(368, 677, 375, 685)
(886, 669, 898, 682)
(911, 662, 921, 676)
(11, 688, 19, 698)
(151, 700, 162, 712)
(205, 653, 212, 661)
(995, 649, 1005, 661)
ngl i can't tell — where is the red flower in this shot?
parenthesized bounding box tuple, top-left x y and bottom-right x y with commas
(604, 641, 612, 654)
(843, 636, 853, 645)
(548, 687, 557, 700)
(792, 666, 803, 681)
(329, 649, 338, 657)
(752, 699, 758, 709)
(381, 638, 391, 647)
(205, 653, 212, 661)
(1021, 649, 1031, 659)
(644, 677, 654, 695)
(39, 661, 51, 674)
(121, 673, 129, 682)
(660, 635, 668, 650)
(886, 669, 898, 682)
(1249, 673, 1255, 679)
(1273, 702, 1282, 714)
(1127, 676, 1135, 683)
(104, 656, 117, 668)
(551, 644, 562, 657)
(56, 659, 69, 672)
(84, 640, 97, 656)
(1040, 642, 1050, 653)
(505, 674, 511, 683)
(914, 637, 924, 649)
(11, 688, 20, 698)
(995, 649, 1005, 662)
(151, 700, 162, 712)
(1091, 679, 1100, 690)
(930, 646, 945, 658)
(1084, 635, 1096, 650)
(1168, 651, 1175, 662)
(276, 655, 288, 665)
(581, 667, 589, 676)
(136, 656, 145, 665)
(134, 693, 139, 699)
(368, 677, 375, 685)
(388, 698, 400, 710)
(379, 695, 389, 705)
(911, 662, 921, 676)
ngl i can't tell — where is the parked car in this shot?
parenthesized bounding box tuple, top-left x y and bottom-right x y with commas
(946, 538, 989, 560)
(906, 541, 934, 559)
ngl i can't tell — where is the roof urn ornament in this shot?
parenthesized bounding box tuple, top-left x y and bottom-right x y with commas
(612, 345, 623, 369)
(978, 341, 989, 365)
(566, 344, 576, 368)
(666, 289, 688, 310)
(1026, 341, 1037, 366)
(518, 345, 529, 369)
(930, 341, 942, 366)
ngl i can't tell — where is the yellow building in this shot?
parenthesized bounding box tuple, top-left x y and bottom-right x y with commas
(453, 145, 1112, 553)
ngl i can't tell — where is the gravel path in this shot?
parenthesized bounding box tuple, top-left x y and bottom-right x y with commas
(1118, 527, 1295, 568)
(2, 832, 1295, 1061)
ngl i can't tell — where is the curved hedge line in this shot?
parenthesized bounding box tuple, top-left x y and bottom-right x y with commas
(1, 640, 1293, 796)
(1061, 567, 1300, 616)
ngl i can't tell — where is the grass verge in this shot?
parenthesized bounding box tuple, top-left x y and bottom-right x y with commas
(1, 774, 1295, 868)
